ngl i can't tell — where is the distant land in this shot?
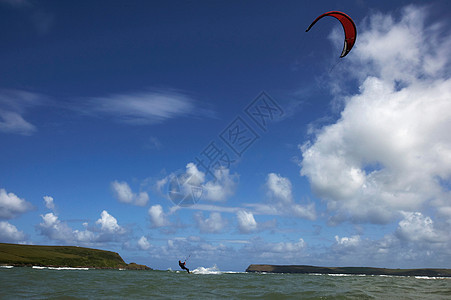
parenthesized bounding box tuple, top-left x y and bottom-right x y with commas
(246, 264, 451, 277)
(0, 243, 151, 270)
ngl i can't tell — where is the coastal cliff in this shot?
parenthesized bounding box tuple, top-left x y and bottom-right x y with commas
(0, 243, 151, 270)
(246, 264, 451, 277)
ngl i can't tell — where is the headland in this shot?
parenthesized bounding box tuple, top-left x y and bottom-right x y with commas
(246, 264, 451, 277)
(0, 243, 151, 270)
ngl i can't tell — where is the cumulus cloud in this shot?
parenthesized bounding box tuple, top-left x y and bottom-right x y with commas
(194, 212, 227, 233)
(161, 163, 238, 206)
(0, 221, 26, 243)
(111, 181, 149, 206)
(236, 210, 257, 233)
(203, 168, 238, 202)
(334, 235, 361, 248)
(138, 236, 151, 250)
(38, 210, 126, 244)
(300, 5, 451, 224)
(148, 205, 169, 227)
(38, 212, 75, 242)
(242, 237, 307, 263)
(96, 210, 125, 234)
(324, 216, 451, 268)
(395, 211, 445, 243)
(254, 173, 316, 220)
(0, 188, 33, 219)
(43, 196, 55, 210)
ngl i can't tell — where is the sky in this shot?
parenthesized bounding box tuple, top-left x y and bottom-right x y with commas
(1, 0, 451, 272)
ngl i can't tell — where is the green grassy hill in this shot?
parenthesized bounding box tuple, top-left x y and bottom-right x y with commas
(0, 243, 150, 270)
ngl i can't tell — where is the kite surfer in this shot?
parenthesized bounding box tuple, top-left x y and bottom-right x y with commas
(179, 260, 190, 273)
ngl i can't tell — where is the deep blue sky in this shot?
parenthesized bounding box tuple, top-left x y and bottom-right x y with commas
(1, 0, 451, 271)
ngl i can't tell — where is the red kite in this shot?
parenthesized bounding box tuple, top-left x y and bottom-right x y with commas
(306, 11, 357, 58)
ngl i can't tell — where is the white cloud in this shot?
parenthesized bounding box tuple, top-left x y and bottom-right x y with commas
(396, 212, 444, 243)
(203, 168, 238, 202)
(0, 188, 33, 219)
(300, 6, 451, 224)
(96, 210, 125, 234)
(0, 111, 36, 135)
(43, 196, 55, 210)
(73, 229, 96, 243)
(111, 181, 149, 206)
(194, 212, 227, 233)
(236, 210, 257, 233)
(38, 212, 75, 242)
(242, 237, 307, 263)
(324, 220, 451, 268)
(266, 173, 292, 203)
(0, 89, 43, 135)
(261, 173, 316, 220)
(148, 205, 169, 227)
(334, 235, 361, 247)
(88, 90, 207, 124)
(38, 210, 126, 244)
(270, 238, 306, 253)
(189, 204, 240, 214)
(0, 221, 26, 243)
(185, 163, 206, 186)
(138, 236, 151, 250)
(162, 163, 238, 206)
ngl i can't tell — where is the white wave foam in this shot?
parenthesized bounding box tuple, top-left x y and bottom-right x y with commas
(32, 266, 90, 270)
(222, 271, 244, 274)
(48, 267, 90, 270)
(415, 276, 449, 280)
(191, 265, 221, 274)
(327, 273, 366, 277)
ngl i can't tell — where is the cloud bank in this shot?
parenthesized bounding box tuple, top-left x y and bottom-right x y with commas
(38, 210, 126, 244)
(300, 6, 451, 225)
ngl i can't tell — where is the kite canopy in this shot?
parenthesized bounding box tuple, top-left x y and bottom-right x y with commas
(306, 11, 357, 58)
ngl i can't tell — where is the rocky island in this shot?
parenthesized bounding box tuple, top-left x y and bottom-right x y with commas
(0, 243, 151, 270)
(246, 264, 451, 277)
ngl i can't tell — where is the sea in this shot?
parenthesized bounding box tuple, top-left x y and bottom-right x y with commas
(1, 265, 450, 299)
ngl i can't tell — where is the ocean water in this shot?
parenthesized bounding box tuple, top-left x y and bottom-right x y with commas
(1, 265, 450, 299)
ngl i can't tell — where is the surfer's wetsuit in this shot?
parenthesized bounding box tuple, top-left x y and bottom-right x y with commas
(179, 260, 189, 273)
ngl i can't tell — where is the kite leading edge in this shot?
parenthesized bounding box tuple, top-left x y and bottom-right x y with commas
(306, 11, 357, 58)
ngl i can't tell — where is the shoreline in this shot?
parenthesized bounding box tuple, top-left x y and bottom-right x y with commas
(245, 264, 451, 277)
(0, 243, 151, 270)
(0, 264, 150, 270)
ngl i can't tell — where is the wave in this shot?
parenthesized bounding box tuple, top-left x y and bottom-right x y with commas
(309, 273, 448, 280)
(327, 273, 367, 277)
(32, 266, 90, 270)
(191, 265, 222, 274)
(415, 276, 449, 280)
